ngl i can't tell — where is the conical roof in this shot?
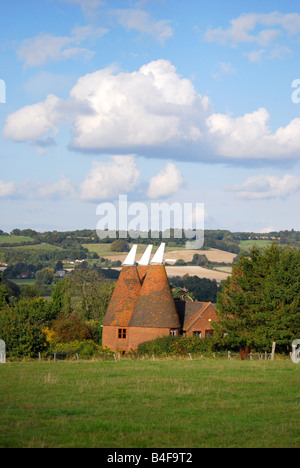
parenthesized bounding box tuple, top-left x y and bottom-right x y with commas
(137, 265, 148, 283)
(129, 264, 181, 328)
(102, 265, 141, 327)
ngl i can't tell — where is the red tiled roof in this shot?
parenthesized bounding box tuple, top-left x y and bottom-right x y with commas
(102, 265, 141, 327)
(175, 301, 213, 331)
(137, 265, 148, 284)
(129, 264, 181, 328)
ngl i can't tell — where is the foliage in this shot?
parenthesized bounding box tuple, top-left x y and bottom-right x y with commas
(50, 340, 113, 359)
(0, 298, 58, 357)
(110, 239, 130, 252)
(170, 275, 220, 303)
(137, 334, 215, 357)
(51, 267, 115, 321)
(35, 267, 54, 285)
(50, 313, 91, 343)
(214, 244, 300, 353)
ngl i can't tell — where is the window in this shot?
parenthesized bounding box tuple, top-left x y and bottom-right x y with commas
(193, 331, 202, 339)
(205, 330, 214, 337)
(118, 328, 127, 339)
(170, 329, 177, 336)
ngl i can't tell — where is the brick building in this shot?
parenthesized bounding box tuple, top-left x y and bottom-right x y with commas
(102, 243, 217, 353)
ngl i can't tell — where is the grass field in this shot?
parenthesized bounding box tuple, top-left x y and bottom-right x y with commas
(0, 235, 36, 244)
(10, 279, 37, 286)
(0, 359, 298, 448)
(239, 240, 274, 252)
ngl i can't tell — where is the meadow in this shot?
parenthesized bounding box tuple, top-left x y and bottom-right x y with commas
(0, 359, 299, 448)
(239, 239, 273, 252)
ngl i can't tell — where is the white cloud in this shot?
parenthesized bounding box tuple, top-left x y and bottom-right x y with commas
(227, 174, 300, 199)
(205, 12, 300, 61)
(113, 8, 173, 44)
(0, 181, 16, 198)
(260, 226, 276, 233)
(37, 175, 77, 199)
(4, 59, 300, 163)
(206, 108, 300, 160)
(79, 156, 140, 201)
(17, 25, 107, 67)
(4, 94, 63, 144)
(69, 59, 210, 154)
(147, 163, 183, 199)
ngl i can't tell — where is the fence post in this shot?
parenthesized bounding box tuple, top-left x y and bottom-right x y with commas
(271, 342, 276, 361)
(228, 351, 231, 360)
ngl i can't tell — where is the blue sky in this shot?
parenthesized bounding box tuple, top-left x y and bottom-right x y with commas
(1, 0, 300, 233)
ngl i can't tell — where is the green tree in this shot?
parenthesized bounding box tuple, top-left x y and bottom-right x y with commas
(110, 239, 130, 252)
(51, 268, 115, 321)
(0, 298, 58, 357)
(214, 244, 300, 353)
(35, 267, 54, 285)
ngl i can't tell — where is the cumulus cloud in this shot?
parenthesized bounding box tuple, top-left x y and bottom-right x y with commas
(4, 59, 300, 163)
(68, 59, 210, 155)
(227, 174, 300, 199)
(17, 25, 108, 67)
(206, 108, 300, 160)
(147, 163, 183, 199)
(113, 8, 173, 44)
(79, 155, 140, 201)
(4, 94, 63, 146)
(0, 181, 16, 198)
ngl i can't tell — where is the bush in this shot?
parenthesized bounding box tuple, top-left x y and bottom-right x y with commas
(137, 335, 215, 357)
(50, 340, 113, 359)
(51, 313, 91, 343)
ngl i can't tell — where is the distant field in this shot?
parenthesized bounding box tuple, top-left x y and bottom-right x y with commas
(83, 244, 236, 264)
(10, 279, 36, 286)
(0, 360, 298, 448)
(0, 235, 36, 244)
(166, 266, 230, 282)
(1, 243, 63, 252)
(239, 240, 274, 251)
(82, 243, 183, 259)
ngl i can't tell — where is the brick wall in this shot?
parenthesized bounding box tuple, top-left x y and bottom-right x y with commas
(102, 325, 180, 352)
(185, 304, 217, 337)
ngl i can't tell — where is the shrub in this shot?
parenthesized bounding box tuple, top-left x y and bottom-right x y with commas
(137, 335, 215, 357)
(51, 313, 91, 343)
(50, 340, 113, 359)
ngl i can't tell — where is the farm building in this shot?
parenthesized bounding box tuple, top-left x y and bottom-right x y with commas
(102, 243, 217, 353)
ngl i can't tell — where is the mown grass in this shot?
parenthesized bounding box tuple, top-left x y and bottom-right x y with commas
(0, 359, 299, 448)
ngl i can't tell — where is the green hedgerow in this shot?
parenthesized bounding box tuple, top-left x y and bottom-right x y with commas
(137, 335, 215, 357)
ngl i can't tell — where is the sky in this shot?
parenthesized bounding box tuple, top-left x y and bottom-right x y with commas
(1, 0, 300, 234)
